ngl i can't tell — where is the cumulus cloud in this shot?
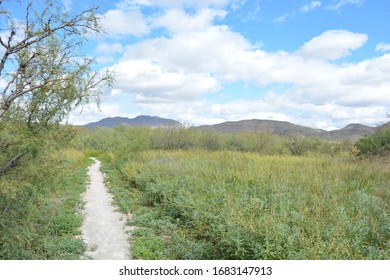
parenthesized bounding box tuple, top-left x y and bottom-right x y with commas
(96, 43, 124, 54)
(375, 43, 390, 52)
(103, 18, 389, 126)
(79, 1, 389, 129)
(152, 8, 227, 33)
(121, 24, 254, 77)
(100, 9, 149, 36)
(297, 30, 368, 60)
(110, 59, 221, 103)
(117, 0, 231, 9)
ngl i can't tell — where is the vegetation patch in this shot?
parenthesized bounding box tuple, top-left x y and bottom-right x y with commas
(76, 127, 390, 260)
(0, 146, 90, 259)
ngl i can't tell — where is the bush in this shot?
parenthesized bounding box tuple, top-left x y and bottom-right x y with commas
(355, 128, 390, 156)
(151, 127, 195, 150)
(286, 135, 314, 156)
(0, 147, 88, 259)
(198, 131, 222, 151)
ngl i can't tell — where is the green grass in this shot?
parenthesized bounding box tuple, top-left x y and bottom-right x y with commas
(0, 149, 90, 259)
(101, 150, 390, 260)
(71, 126, 389, 260)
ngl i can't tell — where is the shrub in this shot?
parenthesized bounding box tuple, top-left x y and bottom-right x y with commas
(355, 128, 390, 156)
(198, 131, 222, 151)
(151, 127, 195, 150)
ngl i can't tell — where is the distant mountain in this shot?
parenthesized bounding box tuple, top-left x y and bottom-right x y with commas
(195, 119, 383, 141)
(378, 121, 390, 130)
(196, 119, 326, 137)
(84, 115, 181, 128)
(84, 115, 389, 141)
(326, 123, 377, 141)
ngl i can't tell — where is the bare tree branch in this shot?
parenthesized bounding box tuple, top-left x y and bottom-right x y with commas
(0, 153, 24, 176)
(0, 0, 114, 177)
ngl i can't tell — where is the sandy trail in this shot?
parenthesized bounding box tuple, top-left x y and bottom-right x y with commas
(81, 158, 131, 260)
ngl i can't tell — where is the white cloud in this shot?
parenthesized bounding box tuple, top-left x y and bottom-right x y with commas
(153, 8, 227, 33)
(96, 43, 124, 54)
(68, 102, 123, 125)
(297, 30, 368, 60)
(101, 22, 390, 128)
(375, 43, 390, 52)
(230, 0, 247, 10)
(327, 0, 364, 10)
(110, 59, 221, 103)
(100, 9, 149, 36)
(275, 1, 321, 23)
(72, 1, 389, 129)
(300, 1, 321, 13)
(121, 24, 254, 77)
(133, 91, 389, 130)
(117, 0, 231, 9)
(275, 13, 289, 23)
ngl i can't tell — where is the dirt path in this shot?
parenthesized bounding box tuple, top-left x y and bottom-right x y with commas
(81, 158, 131, 260)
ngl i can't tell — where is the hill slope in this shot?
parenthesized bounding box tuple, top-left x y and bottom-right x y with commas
(196, 119, 381, 141)
(326, 123, 377, 141)
(85, 115, 181, 128)
(84, 115, 389, 141)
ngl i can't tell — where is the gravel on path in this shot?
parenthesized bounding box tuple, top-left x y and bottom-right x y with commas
(81, 158, 131, 260)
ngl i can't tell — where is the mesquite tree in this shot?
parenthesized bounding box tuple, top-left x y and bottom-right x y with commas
(0, 0, 113, 176)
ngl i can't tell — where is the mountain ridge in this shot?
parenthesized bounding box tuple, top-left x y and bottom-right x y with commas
(84, 115, 181, 128)
(83, 115, 388, 141)
(195, 119, 380, 141)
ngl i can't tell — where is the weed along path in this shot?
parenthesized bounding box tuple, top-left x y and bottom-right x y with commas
(81, 158, 131, 260)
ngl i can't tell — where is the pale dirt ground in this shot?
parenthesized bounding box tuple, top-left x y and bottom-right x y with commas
(81, 158, 131, 260)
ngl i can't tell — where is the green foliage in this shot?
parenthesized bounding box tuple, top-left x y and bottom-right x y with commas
(0, 0, 112, 178)
(198, 131, 222, 151)
(151, 127, 195, 150)
(0, 0, 109, 260)
(75, 125, 347, 156)
(224, 131, 286, 154)
(286, 135, 323, 156)
(355, 128, 390, 156)
(72, 126, 389, 259)
(0, 142, 89, 259)
(131, 228, 166, 260)
(86, 125, 389, 259)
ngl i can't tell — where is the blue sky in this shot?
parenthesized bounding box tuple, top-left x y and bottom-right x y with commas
(6, 0, 390, 129)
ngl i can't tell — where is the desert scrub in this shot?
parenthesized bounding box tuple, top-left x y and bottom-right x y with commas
(108, 150, 389, 260)
(0, 149, 90, 259)
(355, 128, 390, 156)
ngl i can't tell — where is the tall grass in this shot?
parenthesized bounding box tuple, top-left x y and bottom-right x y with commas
(73, 126, 389, 259)
(0, 145, 89, 259)
(105, 150, 389, 259)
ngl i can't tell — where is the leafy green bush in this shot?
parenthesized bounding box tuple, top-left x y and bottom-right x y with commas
(286, 135, 323, 156)
(355, 128, 390, 156)
(0, 140, 88, 259)
(151, 127, 195, 150)
(198, 131, 222, 151)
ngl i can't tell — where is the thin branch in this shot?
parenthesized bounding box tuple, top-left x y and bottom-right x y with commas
(9, 7, 98, 56)
(0, 28, 16, 77)
(0, 153, 24, 176)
